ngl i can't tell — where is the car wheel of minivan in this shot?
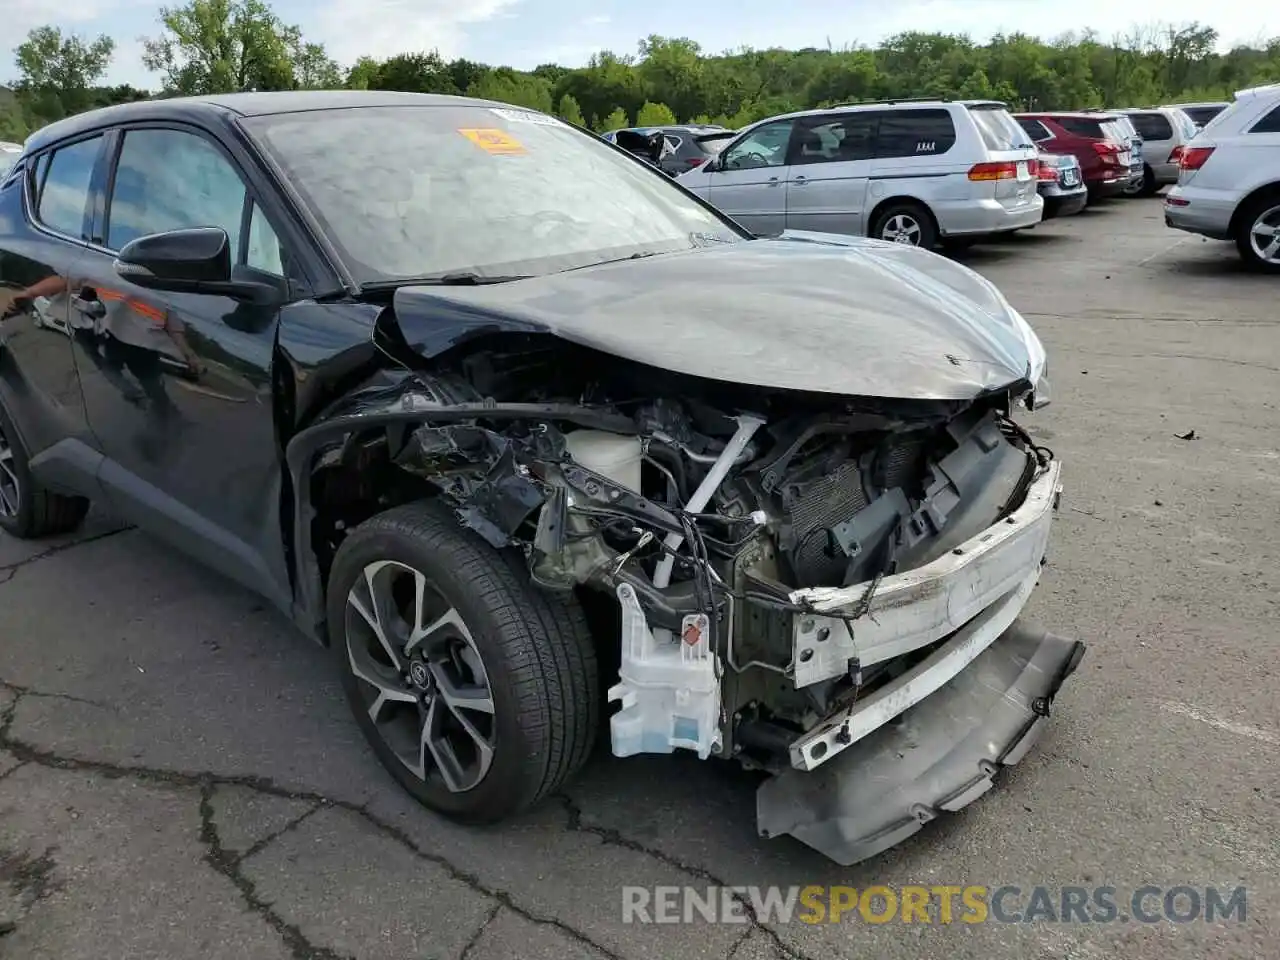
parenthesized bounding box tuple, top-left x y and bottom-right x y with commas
(0, 401, 90, 540)
(1235, 195, 1280, 274)
(1139, 165, 1158, 197)
(328, 500, 599, 823)
(871, 202, 937, 249)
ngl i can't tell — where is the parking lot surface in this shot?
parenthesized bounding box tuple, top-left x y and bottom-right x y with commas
(1, 199, 1277, 960)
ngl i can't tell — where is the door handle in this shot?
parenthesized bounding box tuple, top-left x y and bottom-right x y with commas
(793, 176, 808, 185)
(768, 176, 780, 186)
(71, 292, 105, 320)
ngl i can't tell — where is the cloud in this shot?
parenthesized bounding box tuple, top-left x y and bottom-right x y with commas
(582, 15, 611, 25)
(311, 0, 522, 67)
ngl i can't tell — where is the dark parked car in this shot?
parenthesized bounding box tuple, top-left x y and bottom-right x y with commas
(0, 92, 1083, 866)
(603, 124, 732, 176)
(1035, 149, 1087, 218)
(1014, 112, 1135, 199)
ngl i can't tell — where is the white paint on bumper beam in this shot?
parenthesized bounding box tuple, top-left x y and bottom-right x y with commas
(789, 459, 1062, 689)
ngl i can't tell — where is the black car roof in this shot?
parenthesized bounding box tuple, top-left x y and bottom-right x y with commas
(26, 90, 506, 154)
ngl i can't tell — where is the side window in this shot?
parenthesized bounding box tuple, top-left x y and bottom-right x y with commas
(1129, 113, 1173, 141)
(1251, 105, 1280, 134)
(37, 136, 104, 238)
(721, 120, 795, 170)
(1018, 118, 1051, 141)
(107, 129, 246, 257)
(245, 203, 284, 275)
(791, 113, 878, 165)
(875, 109, 956, 159)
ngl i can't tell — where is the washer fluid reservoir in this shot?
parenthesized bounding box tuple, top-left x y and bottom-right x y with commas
(563, 430, 643, 492)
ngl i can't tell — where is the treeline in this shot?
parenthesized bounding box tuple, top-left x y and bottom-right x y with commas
(4, 0, 1280, 143)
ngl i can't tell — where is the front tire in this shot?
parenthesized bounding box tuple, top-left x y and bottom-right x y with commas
(0, 402, 90, 540)
(1234, 195, 1280, 274)
(327, 500, 599, 823)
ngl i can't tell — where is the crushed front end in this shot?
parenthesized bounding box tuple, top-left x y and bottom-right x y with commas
(340, 318, 1083, 864)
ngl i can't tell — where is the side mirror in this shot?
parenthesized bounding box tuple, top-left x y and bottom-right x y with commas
(114, 227, 279, 304)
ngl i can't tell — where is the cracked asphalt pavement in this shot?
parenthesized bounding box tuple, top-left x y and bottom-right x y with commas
(1, 199, 1278, 959)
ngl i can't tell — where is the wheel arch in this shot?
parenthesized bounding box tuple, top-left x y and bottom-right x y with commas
(866, 195, 940, 239)
(1228, 181, 1280, 239)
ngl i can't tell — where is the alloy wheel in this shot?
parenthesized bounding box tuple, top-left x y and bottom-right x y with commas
(1248, 204, 1280, 265)
(344, 560, 496, 792)
(0, 424, 20, 519)
(881, 214, 922, 245)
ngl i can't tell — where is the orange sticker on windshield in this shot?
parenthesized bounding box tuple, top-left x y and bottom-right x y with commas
(458, 128, 527, 155)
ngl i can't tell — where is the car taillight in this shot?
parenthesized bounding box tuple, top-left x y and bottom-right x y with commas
(968, 161, 1018, 181)
(1036, 160, 1058, 182)
(1090, 141, 1122, 166)
(1168, 145, 1184, 166)
(1179, 146, 1215, 171)
(686, 157, 706, 167)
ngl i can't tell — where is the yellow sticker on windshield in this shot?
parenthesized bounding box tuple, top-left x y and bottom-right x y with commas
(458, 128, 527, 155)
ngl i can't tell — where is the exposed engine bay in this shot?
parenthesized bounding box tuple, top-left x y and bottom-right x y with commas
(310, 335, 1060, 775)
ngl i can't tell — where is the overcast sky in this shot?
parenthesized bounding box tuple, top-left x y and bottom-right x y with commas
(5, 0, 1279, 89)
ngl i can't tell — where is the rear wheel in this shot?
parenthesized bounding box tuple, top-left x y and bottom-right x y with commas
(871, 202, 937, 249)
(1138, 165, 1158, 197)
(327, 500, 599, 823)
(1234, 196, 1280, 274)
(0, 402, 90, 540)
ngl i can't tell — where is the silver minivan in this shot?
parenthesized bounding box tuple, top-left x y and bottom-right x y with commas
(676, 100, 1043, 247)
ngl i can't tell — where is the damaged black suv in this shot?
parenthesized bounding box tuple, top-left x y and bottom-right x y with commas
(0, 92, 1084, 865)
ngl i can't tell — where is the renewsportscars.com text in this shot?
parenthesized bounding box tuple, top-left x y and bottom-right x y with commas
(621, 885, 1247, 925)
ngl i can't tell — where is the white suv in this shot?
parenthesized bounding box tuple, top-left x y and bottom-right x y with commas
(676, 100, 1042, 248)
(1164, 84, 1280, 272)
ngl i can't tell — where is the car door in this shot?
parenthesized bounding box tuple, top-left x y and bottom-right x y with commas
(0, 134, 105, 483)
(701, 118, 797, 236)
(69, 123, 292, 595)
(783, 112, 877, 237)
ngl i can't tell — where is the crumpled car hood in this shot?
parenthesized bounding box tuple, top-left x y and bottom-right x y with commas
(389, 230, 1046, 401)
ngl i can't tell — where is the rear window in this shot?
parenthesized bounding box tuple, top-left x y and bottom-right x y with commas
(1182, 105, 1225, 127)
(1016, 118, 1052, 141)
(1111, 116, 1138, 138)
(968, 106, 1033, 151)
(876, 108, 957, 158)
(1054, 116, 1107, 138)
(1171, 109, 1199, 139)
(1129, 112, 1173, 141)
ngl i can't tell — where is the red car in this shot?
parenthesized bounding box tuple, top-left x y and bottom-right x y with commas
(1014, 112, 1133, 199)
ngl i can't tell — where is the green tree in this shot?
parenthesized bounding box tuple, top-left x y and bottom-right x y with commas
(467, 68, 553, 112)
(598, 106, 629, 132)
(14, 26, 116, 117)
(635, 100, 677, 125)
(558, 53, 646, 127)
(363, 52, 457, 94)
(557, 93, 586, 126)
(637, 35, 705, 121)
(141, 0, 333, 94)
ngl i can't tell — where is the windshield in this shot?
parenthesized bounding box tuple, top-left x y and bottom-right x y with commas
(243, 105, 745, 285)
(968, 106, 1033, 150)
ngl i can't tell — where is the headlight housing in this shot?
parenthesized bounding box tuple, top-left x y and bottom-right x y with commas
(1027, 358, 1051, 410)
